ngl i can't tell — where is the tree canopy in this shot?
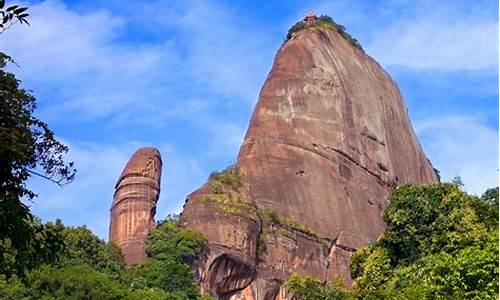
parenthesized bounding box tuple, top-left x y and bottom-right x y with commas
(0, 51, 77, 281)
(286, 183, 499, 300)
(0, 216, 214, 299)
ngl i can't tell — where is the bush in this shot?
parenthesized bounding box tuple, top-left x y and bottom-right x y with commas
(208, 164, 243, 190)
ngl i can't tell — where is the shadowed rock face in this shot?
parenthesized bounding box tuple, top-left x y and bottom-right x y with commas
(109, 147, 162, 265)
(181, 27, 437, 299)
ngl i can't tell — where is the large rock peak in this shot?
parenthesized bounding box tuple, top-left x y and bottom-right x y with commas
(181, 26, 437, 300)
(109, 147, 162, 265)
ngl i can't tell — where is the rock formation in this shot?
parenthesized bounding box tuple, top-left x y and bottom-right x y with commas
(180, 23, 437, 300)
(109, 147, 162, 265)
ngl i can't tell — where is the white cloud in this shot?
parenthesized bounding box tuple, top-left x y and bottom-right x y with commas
(0, 0, 276, 123)
(304, 0, 498, 72)
(416, 115, 499, 195)
(172, 1, 276, 101)
(1, 0, 123, 79)
(0, 0, 183, 121)
(366, 4, 498, 72)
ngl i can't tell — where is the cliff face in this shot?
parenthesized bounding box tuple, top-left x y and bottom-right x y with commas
(181, 26, 437, 299)
(109, 147, 162, 265)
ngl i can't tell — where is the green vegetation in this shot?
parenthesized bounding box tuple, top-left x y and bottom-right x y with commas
(261, 210, 319, 239)
(286, 15, 363, 51)
(200, 193, 254, 217)
(204, 166, 320, 250)
(199, 164, 255, 217)
(128, 216, 210, 299)
(0, 50, 76, 282)
(0, 10, 213, 298)
(0, 216, 214, 299)
(286, 275, 353, 300)
(209, 164, 243, 190)
(286, 182, 499, 299)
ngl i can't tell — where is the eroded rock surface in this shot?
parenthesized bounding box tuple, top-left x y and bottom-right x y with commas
(181, 26, 437, 299)
(109, 147, 162, 265)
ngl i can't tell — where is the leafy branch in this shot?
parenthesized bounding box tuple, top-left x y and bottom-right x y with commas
(0, 0, 29, 34)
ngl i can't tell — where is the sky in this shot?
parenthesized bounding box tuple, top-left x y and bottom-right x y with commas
(0, 0, 498, 239)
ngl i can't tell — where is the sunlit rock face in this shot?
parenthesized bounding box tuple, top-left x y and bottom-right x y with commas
(109, 147, 162, 265)
(181, 26, 438, 299)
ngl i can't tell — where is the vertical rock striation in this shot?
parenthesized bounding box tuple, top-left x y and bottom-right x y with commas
(181, 25, 438, 299)
(109, 147, 162, 265)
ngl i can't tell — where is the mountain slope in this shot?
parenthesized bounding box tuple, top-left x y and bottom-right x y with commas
(181, 25, 437, 300)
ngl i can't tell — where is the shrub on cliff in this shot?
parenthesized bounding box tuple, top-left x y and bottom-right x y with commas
(285, 14, 363, 51)
(209, 164, 243, 190)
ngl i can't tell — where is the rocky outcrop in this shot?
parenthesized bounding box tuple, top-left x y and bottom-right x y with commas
(181, 25, 437, 299)
(109, 147, 162, 265)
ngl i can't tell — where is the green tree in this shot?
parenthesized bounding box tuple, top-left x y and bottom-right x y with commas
(350, 183, 498, 299)
(0, 218, 65, 277)
(285, 274, 327, 300)
(286, 183, 498, 299)
(25, 264, 127, 300)
(285, 275, 354, 300)
(59, 225, 124, 276)
(1, 18, 76, 276)
(129, 216, 207, 299)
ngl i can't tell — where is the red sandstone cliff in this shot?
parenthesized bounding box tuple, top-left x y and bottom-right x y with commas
(109, 147, 162, 265)
(181, 25, 437, 300)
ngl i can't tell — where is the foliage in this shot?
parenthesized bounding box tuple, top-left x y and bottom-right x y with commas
(209, 164, 243, 190)
(0, 218, 65, 278)
(285, 14, 363, 50)
(481, 187, 499, 225)
(128, 216, 208, 299)
(200, 164, 255, 217)
(0, 51, 76, 280)
(286, 275, 354, 300)
(24, 264, 128, 300)
(451, 175, 464, 187)
(286, 274, 326, 300)
(261, 210, 319, 238)
(59, 225, 125, 277)
(0, 0, 29, 34)
(286, 183, 498, 299)
(0, 216, 213, 299)
(200, 192, 254, 216)
(146, 215, 206, 264)
(257, 232, 267, 257)
(350, 183, 499, 299)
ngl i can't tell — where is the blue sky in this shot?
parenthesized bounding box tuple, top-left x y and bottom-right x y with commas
(1, 0, 498, 239)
